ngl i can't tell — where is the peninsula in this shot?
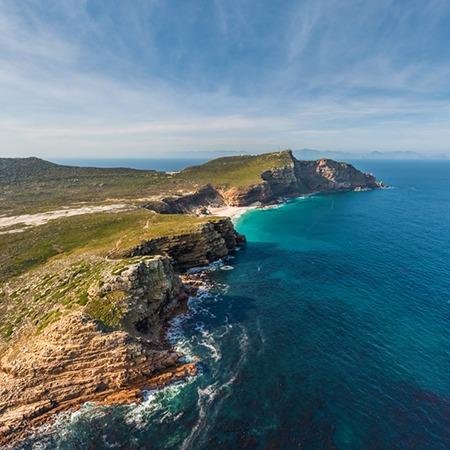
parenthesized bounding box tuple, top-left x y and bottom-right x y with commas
(0, 150, 382, 445)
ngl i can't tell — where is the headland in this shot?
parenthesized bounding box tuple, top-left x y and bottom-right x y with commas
(0, 150, 383, 445)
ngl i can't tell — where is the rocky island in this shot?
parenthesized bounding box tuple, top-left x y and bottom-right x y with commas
(0, 150, 382, 446)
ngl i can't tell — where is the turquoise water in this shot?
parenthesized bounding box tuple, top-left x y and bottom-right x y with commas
(21, 161, 450, 449)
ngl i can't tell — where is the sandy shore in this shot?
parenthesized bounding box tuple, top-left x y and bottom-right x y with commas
(0, 204, 133, 233)
(208, 205, 255, 219)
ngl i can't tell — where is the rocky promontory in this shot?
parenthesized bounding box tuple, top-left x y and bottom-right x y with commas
(0, 151, 381, 445)
(152, 150, 383, 210)
(0, 215, 244, 445)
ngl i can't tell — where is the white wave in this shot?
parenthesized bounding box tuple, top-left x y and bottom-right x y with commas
(199, 340, 221, 361)
(25, 402, 107, 446)
(125, 379, 194, 429)
(214, 323, 234, 339)
(194, 321, 206, 333)
(239, 325, 250, 354)
(198, 329, 222, 362)
(181, 325, 248, 449)
(181, 371, 238, 450)
(256, 318, 267, 355)
(185, 259, 225, 275)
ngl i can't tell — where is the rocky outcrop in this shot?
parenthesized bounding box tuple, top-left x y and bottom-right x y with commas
(294, 158, 382, 192)
(89, 257, 185, 337)
(143, 151, 383, 210)
(0, 256, 198, 444)
(0, 313, 196, 442)
(0, 218, 245, 445)
(146, 184, 224, 214)
(261, 161, 300, 196)
(217, 182, 273, 207)
(219, 151, 383, 206)
(123, 218, 246, 270)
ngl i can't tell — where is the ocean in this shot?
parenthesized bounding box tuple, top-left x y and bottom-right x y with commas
(49, 158, 209, 172)
(21, 160, 450, 449)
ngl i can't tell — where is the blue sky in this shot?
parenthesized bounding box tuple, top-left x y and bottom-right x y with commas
(1, 0, 450, 158)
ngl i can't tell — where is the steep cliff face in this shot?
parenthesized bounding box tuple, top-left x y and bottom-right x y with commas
(217, 152, 383, 206)
(152, 151, 383, 209)
(261, 161, 300, 196)
(294, 158, 381, 192)
(146, 184, 224, 214)
(218, 182, 273, 207)
(0, 218, 245, 445)
(0, 256, 197, 442)
(124, 218, 246, 270)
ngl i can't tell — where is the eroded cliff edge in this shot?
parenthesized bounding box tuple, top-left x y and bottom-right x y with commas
(0, 150, 382, 445)
(0, 217, 245, 445)
(149, 150, 383, 211)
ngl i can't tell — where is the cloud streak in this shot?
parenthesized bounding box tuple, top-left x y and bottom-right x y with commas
(1, 0, 450, 157)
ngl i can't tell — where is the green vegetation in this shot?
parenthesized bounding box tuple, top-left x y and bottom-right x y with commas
(35, 309, 63, 334)
(84, 290, 128, 329)
(0, 152, 294, 215)
(0, 151, 294, 347)
(179, 151, 293, 188)
(0, 208, 224, 346)
(0, 209, 220, 282)
(0, 157, 199, 215)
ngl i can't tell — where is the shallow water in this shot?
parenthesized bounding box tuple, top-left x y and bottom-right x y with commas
(21, 160, 450, 449)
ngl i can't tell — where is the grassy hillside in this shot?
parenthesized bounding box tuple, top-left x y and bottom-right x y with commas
(0, 151, 296, 215)
(0, 157, 199, 215)
(0, 209, 220, 283)
(179, 150, 293, 188)
(0, 209, 224, 342)
(0, 151, 298, 356)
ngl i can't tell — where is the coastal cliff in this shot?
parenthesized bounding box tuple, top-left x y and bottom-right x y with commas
(0, 151, 381, 445)
(217, 153, 382, 206)
(0, 217, 243, 445)
(163, 150, 383, 208)
(124, 218, 245, 270)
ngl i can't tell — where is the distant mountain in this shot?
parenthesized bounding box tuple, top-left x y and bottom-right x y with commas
(294, 149, 448, 161)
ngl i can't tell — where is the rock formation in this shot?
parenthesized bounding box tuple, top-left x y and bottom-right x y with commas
(0, 150, 381, 445)
(0, 219, 244, 446)
(123, 218, 246, 270)
(145, 151, 383, 209)
(220, 152, 383, 206)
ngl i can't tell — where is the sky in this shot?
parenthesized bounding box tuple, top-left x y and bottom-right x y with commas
(1, 0, 450, 158)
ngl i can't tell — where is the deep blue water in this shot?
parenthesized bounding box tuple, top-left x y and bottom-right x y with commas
(22, 161, 450, 449)
(49, 158, 209, 172)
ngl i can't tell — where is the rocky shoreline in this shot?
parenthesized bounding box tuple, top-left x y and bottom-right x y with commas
(0, 219, 245, 447)
(146, 152, 384, 215)
(1, 267, 222, 448)
(0, 152, 384, 446)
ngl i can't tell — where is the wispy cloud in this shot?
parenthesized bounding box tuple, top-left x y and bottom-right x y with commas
(1, 0, 450, 157)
